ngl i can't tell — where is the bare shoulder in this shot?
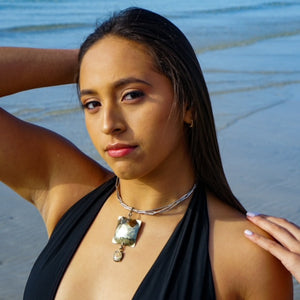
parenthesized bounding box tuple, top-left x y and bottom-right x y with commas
(207, 192, 293, 300)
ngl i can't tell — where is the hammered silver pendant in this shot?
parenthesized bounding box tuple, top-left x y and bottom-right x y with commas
(112, 216, 142, 262)
(112, 216, 142, 247)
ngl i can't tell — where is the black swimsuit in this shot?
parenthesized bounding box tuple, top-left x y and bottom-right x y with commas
(24, 177, 216, 299)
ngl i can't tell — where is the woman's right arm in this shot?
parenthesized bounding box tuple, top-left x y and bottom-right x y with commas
(0, 46, 80, 201)
(0, 47, 78, 97)
(0, 48, 110, 233)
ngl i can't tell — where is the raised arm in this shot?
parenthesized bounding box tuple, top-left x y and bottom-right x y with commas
(0, 47, 110, 233)
(0, 47, 78, 97)
(0, 46, 80, 202)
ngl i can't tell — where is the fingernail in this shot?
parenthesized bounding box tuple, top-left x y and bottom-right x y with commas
(244, 229, 254, 236)
(246, 212, 259, 217)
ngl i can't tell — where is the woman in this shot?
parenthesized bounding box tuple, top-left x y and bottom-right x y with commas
(0, 7, 292, 299)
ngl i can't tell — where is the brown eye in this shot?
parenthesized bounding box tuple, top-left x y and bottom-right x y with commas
(83, 101, 101, 111)
(123, 90, 145, 101)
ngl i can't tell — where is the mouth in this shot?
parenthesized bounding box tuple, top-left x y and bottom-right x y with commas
(105, 143, 137, 158)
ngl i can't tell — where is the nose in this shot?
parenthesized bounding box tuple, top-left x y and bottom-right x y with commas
(101, 104, 126, 135)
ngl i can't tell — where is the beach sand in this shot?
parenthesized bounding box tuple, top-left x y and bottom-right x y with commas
(0, 187, 47, 300)
(219, 86, 300, 299)
(1, 35, 299, 300)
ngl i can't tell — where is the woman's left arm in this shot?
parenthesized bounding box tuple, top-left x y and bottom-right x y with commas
(245, 213, 300, 283)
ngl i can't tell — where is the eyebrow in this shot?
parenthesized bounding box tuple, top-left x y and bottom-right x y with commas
(80, 77, 152, 97)
(114, 77, 152, 89)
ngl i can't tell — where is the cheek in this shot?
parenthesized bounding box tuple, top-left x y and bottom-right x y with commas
(138, 100, 173, 129)
(141, 113, 184, 149)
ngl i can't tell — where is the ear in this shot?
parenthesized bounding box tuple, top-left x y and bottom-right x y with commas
(183, 107, 193, 126)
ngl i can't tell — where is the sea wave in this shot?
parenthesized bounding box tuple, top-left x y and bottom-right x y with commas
(1, 23, 92, 33)
(211, 80, 300, 96)
(12, 106, 81, 122)
(217, 99, 287, 131)
(193, 29, 300, 54)
(168, 1, 298, 18)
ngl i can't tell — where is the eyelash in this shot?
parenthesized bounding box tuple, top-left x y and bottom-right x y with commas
(122, 90, 145, 101)
(82, 101, 101, 111)
(81, 90, 145, 111)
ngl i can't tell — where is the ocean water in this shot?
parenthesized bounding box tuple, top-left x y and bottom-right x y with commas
(1, 0, 300, 298)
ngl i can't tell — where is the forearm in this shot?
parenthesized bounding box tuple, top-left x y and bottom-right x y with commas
(0, 47, 79, 97)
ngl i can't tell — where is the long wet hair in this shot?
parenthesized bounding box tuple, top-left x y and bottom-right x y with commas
(77, 7, 246, 213)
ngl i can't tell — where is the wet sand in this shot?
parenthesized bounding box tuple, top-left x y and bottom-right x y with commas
(0, 187, 47, 300)
(219, 87, 300, 299)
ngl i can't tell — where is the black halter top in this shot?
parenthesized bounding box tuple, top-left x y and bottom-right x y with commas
(24, 177, 215, 299)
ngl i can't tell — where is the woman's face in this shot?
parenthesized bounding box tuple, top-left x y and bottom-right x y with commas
(79, 35, 192, 180)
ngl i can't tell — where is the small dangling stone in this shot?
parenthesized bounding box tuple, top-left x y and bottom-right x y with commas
(113, 243, 125, 262)
(113, 249, 123, 262)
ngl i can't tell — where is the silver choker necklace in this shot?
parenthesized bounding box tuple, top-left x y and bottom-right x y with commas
(112, 177, 196, 262)
(115, 177, 196, 215)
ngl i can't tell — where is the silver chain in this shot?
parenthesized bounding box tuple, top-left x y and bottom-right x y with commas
(115, 178, 196, 216)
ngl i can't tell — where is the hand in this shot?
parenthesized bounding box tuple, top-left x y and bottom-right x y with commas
(244, 213, 300, 283)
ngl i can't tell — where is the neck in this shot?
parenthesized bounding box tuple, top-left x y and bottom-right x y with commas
(117, 161, 195, 212)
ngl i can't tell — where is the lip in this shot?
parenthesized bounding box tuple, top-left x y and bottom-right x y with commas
(105, 143, 137, 158)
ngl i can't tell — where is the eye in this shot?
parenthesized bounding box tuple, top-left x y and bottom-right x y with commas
(122, 90, 145, 102)
(82, 100, 101, 112)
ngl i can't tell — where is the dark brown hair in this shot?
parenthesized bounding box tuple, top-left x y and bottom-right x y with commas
(78, 7, 246, 213)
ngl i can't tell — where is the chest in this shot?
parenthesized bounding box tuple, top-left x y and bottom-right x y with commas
(54, 203, 184, 300)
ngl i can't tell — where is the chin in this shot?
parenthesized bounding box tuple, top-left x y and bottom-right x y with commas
(110, 166, 139, 180)
(113, 167, 152, 181)
(106, 159, 146, 180)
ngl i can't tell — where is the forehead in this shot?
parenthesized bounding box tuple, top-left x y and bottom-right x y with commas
(80, 36, 157, 79)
